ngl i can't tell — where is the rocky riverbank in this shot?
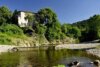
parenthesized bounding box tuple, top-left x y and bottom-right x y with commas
(86, 49, 100, 57)
(0, 45, 17, 53)
(55, 43, 100, 49)
(0, 43, 100, 58)
(55, 43, 100, 58)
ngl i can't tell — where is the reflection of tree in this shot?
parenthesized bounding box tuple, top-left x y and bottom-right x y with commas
(46, 49, 64, 67)
(27, 51, 48, 67)
(0, 50, 98, 67)
(0, 49, 99, 67)
(0, 52, 20, 67)
(46, 49, 53, 67)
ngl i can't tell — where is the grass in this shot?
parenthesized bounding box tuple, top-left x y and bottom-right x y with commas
(0, 33, 12, 45)
(0, 32, 28, 45)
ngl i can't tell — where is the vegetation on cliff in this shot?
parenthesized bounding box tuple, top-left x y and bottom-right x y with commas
(0, 6, 79, 45)
(73, 15, 100, 42)
(1, 6, 100, 45)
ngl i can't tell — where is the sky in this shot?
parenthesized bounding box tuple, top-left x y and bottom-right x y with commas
(0, 0, 100, 24)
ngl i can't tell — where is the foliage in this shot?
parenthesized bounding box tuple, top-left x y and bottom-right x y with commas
(37, 8, 57, 24)
(0, 33, 12, 45)
(25, 14, 34, 23)
(0, 24, 24, 35)
(73, 15, 100, 42)
(0, 24, 26, 45)
(34, 23, 47, 35)
(11, 10, 19, 25)
(61, 24, 68, 34)
(0, 6, 12, 25)
(35, 8, 67, 41)
(45, 22, 66, 41)
(62, 24, 81, 38)
(0, 6, 84, 44)
(67, 26, 81, 38)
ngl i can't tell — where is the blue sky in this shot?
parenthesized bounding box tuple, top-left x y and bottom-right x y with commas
(0, 0, 100, 23)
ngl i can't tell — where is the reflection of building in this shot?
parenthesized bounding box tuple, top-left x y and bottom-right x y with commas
(18, 12, 28, 27)
(17, 11, 34, 27)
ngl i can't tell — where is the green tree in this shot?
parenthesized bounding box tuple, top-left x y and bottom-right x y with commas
(25, 14, 34, 23)
(11, 10, 19, 25)
(0, 6, 12, 25)
(73, 14, 100, 41)
(61, 24, 68, 34)
(37, 8, 57, 25)
(35, 8, 65, 41)
(67, 26, 81, 38)
(45, 21, 65, 41)
(61, 24, 72, 35)
(34, 23, 47, 35)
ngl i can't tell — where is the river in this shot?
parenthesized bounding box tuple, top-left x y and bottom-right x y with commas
(0, 48, 100, 67)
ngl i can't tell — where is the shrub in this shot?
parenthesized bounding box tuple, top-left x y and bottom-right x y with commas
(0, 24, 24, 35)
(0, 33, 12, 45)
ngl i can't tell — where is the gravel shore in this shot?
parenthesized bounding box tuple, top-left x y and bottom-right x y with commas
(0, 45, 17, 53)
(86, 49, 100, 57)
(55, 43, 100, 49)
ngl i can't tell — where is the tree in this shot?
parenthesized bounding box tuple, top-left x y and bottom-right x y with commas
(0, 6, 12, 25)
(45, 27, 58, 41)
(61, 24, 68, 34)
(67, 26, 81, 38)
(34, 23, 47, 35)
(37, 8, 57, 25)
(45, 21, 65, 41)
(61, 24, 72, 35)
(35, 8, 65, 41)
(25, 14, 34, 23)
(11, 10, 19, 25)
(73, 14, 100, 41)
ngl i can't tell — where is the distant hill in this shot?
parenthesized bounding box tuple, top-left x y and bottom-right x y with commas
(73, 15, 100, 42)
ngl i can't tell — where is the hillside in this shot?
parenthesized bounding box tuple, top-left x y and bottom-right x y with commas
(73, 15, 100, 42)
(0, 6, 79, 46)
(1, 6, 100, 46)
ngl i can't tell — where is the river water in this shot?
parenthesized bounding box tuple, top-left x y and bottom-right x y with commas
(0, 49, 100, 67)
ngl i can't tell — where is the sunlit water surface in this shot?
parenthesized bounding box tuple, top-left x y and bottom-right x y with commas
(0, 49, 100, 67)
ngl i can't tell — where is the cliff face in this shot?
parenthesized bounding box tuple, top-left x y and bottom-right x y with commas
(10, 35, 77, 47)
(12, 38, 33, 47)
(11, 35, 49, 47)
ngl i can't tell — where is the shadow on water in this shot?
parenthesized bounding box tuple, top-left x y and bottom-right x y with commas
(0, 47, 100, 67)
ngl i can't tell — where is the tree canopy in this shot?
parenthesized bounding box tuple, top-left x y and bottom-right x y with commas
(0, 6, 12, 25)
(36, 8, 57, 24)
(73, 15, 100, 41)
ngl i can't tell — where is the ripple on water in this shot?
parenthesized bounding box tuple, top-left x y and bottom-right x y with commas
(59, 57, 97, 67)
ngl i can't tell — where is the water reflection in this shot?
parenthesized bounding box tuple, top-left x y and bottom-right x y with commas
(0, 49, 100, 67)
(0, 52, 20, 67)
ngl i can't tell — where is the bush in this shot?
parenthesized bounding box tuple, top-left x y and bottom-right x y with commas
(0, 24, 24, 35)
(0, 33, 12, 45)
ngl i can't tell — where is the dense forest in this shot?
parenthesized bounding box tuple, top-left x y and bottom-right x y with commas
(0, 6, 99, 45)
(73, 15, 100, 42)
